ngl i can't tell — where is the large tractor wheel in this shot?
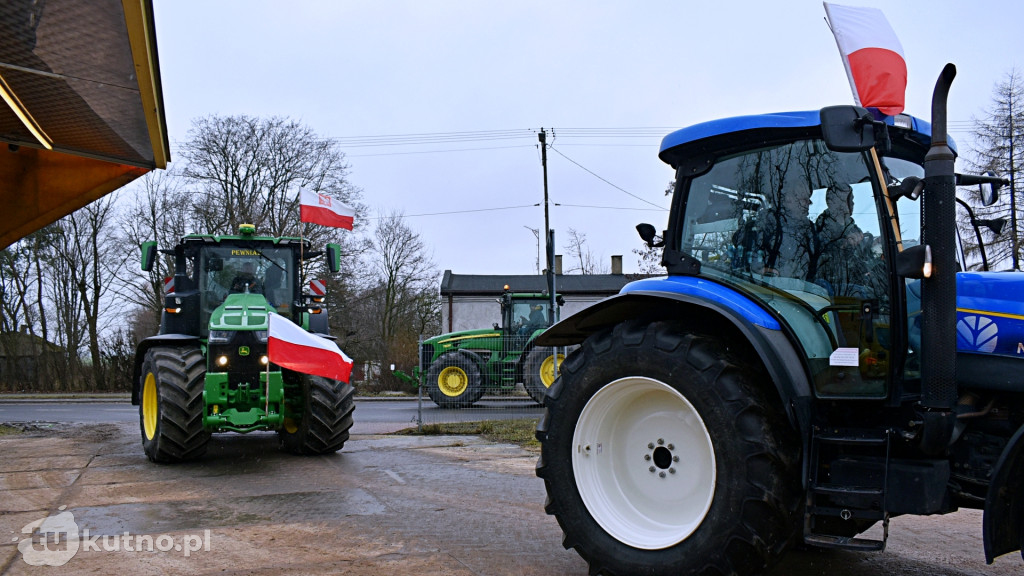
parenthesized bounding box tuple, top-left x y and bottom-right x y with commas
(523, 346, 567, 405)
(536, 320, 801, 576)
(425, 352, 484, 408)
(139, 346, 211, 463)
(279, 374, 355, 455)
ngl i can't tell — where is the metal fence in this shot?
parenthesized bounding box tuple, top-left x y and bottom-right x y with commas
(411, 335, 573, 430)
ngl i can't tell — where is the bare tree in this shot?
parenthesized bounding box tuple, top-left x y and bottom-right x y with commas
(180, 115, 364, 243)
(563, 228, 608, 274)
(358, 210, 439, 384)
(965, 68, 1024, 270)
(60, 195, 120, 390)
(115, 167, 192, 333)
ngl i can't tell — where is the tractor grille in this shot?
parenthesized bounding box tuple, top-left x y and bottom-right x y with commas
(208, 331, 269, 387)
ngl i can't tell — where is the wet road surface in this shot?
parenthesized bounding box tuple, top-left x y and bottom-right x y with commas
(0, 422, 1020, 575)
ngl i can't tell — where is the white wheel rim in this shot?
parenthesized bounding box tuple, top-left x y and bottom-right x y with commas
(572, 376, 716, 550)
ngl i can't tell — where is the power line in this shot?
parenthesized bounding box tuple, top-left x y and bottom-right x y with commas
(346, 144, 535, 157)
(366, 203, 540, 219)
(555, 203, 667, 211)
(548, 145, 668, 211)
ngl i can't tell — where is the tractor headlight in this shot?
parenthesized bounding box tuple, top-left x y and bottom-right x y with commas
(253, 330, 268, 343)
(209, 330, 234, 344)
(216, 355, 229, 367)
(260, 355, 269, 365)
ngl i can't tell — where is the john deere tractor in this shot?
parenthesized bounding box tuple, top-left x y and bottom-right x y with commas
(397, 288, 566, 408)
(131, 224, 354, 463)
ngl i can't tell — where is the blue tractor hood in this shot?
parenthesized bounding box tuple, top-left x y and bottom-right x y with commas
(956, 272, 1024, 358)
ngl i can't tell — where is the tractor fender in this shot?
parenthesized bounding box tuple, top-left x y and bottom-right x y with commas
(984, 422, 1024, 563)
(130, 334, 201, 405)
(535, 288, 812, 432)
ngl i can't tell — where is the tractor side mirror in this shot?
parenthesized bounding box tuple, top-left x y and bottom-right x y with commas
(636, 223, 664, 248)
(326, 243, 341, 273)
(820, 105, 877, 152)
(980, 171, 1003, 206)
(956, 170, 1008, 206)
(140, 241, 157, 272)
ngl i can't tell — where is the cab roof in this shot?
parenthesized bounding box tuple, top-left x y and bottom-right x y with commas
(658, 110, 947, 166)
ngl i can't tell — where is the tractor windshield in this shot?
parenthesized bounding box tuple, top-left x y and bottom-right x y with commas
(198, 245, 295, 332)
(677, 138, 903, 397)
(506, 298, 551, 335)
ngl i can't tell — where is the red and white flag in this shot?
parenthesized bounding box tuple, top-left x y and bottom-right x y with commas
(268, 314, 354, 383)
(299, 189, 354, 230)
(824, 2, 906, 116)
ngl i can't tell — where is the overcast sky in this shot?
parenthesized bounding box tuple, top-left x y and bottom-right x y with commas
(149, 1, 1024, 277)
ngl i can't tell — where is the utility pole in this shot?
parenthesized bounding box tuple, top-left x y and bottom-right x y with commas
(539, 129, 556, 324)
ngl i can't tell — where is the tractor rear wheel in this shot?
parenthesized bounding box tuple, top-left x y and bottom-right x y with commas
(425, 352, 484, 408)
(536, 320, 800, 576)
(139, 346, 210, 463)
(523, 346, 566, 405)
(279, 374, 355, 455)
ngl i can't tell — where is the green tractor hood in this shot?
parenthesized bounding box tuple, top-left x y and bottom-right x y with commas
(210, 293, 273, 332)
(425, 328, 502, 351)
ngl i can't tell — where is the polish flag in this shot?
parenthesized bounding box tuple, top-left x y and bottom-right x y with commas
(268, 314, 354, 383)
(299, 189, 354, 230)
(824, 2, 907, 116)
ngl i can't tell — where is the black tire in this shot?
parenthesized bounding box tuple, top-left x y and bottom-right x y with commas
(139, 346, 211, 463)
(425, 352, 484, 408)
(278, 374, 355, 455)
(535, 320, 801, 576)
(522, 346, 567, 406)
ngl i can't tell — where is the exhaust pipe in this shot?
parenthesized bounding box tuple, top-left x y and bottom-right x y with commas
(919, 63, 958, 454)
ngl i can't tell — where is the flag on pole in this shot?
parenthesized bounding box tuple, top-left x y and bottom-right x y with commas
(824, 2, 907, 116)
(268, 314, 354, 383)
(299, 189, 355, 230)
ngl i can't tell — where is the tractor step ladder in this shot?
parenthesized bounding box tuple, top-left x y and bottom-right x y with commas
(804, 427, 891, 551)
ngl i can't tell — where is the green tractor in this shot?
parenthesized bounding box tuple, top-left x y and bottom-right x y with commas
(397, 289, 567, 408)
(131, 224, 355, 463)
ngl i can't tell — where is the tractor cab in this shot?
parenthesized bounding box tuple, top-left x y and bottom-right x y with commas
(499, 290, 553, 338)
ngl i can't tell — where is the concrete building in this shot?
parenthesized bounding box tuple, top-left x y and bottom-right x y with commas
(439, 255, 637, 333)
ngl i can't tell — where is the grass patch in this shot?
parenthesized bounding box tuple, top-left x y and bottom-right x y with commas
(0, 424, 22, 436)
(400, 418, 541, 452)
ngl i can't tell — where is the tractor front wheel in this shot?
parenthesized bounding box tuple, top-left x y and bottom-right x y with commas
(536, 320, 800, 576)
(425, 352, 484, 408)
(523, 346, 566, 405)
(139, 346, 210, 463)
(279, 374, 355, 455)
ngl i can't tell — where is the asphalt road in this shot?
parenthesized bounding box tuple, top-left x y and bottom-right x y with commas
(1, 421, 1019, 575)
(0, 398, 545, 434)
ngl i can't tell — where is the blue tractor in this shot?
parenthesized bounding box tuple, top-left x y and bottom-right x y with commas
(535, 64, 1024, 575)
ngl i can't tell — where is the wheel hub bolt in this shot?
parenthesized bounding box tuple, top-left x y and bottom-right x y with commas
(657, 438, 665, 445)
(669, 468, 676, 474)
(673, 456, 679, 463)
(644, 454, 651, 461)
(667, 443, 674, 450)
(648, 442, 655, 449)
(649, 466, 656, 473)
(659, 471, 666, 478)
